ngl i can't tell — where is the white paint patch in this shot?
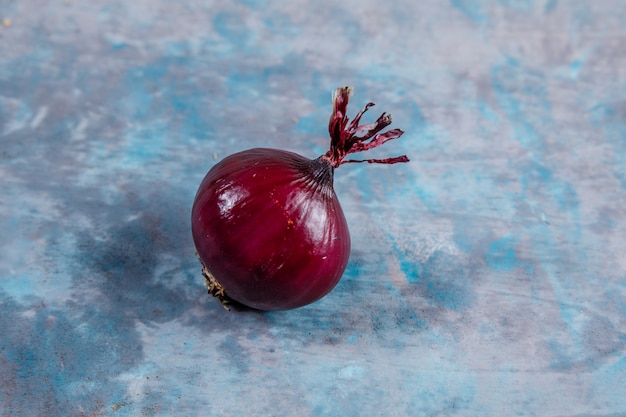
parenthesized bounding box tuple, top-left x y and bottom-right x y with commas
(125, 213, 142, 222)
(336, 363, 365, 380)
(0, 96, 31, 136)
(30, 106, 48, 129)
(71, 117, 89, 141)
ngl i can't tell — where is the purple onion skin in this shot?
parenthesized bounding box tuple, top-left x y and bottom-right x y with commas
(192, 86, 408, 311)
(192, 148, 351, 311)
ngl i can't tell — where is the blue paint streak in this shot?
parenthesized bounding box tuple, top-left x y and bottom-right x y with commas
(237, 0, 261, 8)
(263, 12, 299, 37)
(450, 0, 488, 25)
(296, 113, 324, 135)
(491, 58, 552, 152)
(596, 356, 626, 406)
(589, 103, 626, 190)
(412, 181, 439, 212)
(214, 11, 251, 51)
(390, 238, 421, 286)
(570, 59, 583, 79)
(545, 0, 558, 13)
(551, 181, 579, 210)
(486, 234, 519, 271)
(498, 0, 533, 12)
(517, 160, 553, 198)
(453, 226, 474, 254)
(478, 101, 501, 123)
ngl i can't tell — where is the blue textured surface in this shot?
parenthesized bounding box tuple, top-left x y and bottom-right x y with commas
(1, 1, 626, 416)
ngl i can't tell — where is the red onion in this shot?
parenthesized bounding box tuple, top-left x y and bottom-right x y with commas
(191, 86, 408, 310)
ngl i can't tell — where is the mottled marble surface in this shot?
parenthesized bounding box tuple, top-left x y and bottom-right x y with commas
(1, 1, 626, 416)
